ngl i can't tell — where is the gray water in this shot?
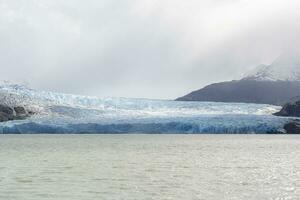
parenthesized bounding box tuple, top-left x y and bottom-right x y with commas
(1, 135, 300, 200)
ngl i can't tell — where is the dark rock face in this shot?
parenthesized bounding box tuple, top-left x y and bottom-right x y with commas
(0, 105, 14, 115)
(0, 112, 10, 122)
(284, 121, 300, 134)
(274, 101, 300, 117)
(274, 100, 300, 133)
(14, 106, 26, 115)
(176, 80, 300, 106)
(0, 105, 14, 122)
(0, 105, 33, 122)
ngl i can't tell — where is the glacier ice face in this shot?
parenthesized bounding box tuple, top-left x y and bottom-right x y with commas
(0, 83, 290, 134)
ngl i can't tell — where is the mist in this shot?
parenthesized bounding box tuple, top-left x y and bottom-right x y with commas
(1, 0, 300, 99)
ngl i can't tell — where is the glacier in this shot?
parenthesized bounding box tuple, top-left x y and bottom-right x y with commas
(0, 83, 290, 134)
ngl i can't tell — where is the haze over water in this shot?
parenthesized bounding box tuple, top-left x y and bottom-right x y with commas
(1, 134, 300, 200)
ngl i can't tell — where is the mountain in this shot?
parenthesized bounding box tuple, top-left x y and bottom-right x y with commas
(176, 80, 300, 105)
(177, 53, 300, 105)
(243, 53, 300, 81)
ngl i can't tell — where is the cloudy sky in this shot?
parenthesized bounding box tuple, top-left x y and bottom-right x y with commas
(0, 0, 300, 99)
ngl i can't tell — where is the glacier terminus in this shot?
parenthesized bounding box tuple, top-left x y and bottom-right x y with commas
(0, 83, 291, 134)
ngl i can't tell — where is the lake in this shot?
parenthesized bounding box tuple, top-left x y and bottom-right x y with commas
(1, 134, 300, 200)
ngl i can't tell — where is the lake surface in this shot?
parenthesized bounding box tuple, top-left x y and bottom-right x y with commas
(1, 134, 300, 200)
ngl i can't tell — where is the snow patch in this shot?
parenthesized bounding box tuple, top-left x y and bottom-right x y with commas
(244, 53, 300, 81)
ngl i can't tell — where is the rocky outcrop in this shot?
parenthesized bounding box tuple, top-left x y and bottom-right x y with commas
(0, 105, 14, 122)
(283, 120, 300, 134)
(273, 100, 300, 133)
(274, 101, 300, 117)
(0, 104, 33, 122)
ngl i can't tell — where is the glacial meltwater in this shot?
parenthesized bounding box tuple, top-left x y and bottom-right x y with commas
(1, 134, 300, 200)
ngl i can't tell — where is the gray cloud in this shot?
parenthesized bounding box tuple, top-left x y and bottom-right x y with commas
(0, 0, 300, 99)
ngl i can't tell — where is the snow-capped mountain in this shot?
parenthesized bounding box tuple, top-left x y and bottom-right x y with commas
(177, 52, 300, 105)
(244, 53, 300, 81)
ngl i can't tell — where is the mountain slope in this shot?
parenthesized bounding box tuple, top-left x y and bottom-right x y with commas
(176, 80, 300, 105)
(244, 53, 300, 81)
(177, 53, 300, 105)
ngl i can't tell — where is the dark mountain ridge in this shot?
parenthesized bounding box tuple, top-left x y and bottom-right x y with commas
(176, 80, 300, 106)
(177, 54, 300, 106)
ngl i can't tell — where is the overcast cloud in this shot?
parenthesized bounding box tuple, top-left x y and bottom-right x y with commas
(0, 0, 300, 99)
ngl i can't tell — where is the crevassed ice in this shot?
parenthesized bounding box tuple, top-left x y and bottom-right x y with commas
(0, 84, 288, 134)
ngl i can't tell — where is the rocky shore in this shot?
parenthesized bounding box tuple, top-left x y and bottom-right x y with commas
(283, 120, 300, 134)
(274, 101, 300, 117)
(274, 100, 300, 134)
(0, 104, 33, 122)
